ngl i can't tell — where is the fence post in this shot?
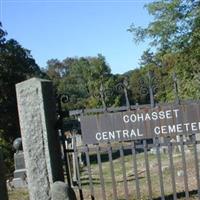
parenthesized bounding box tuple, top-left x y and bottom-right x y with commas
(0, 149, 8, 200)
(16, 78, 64, 200)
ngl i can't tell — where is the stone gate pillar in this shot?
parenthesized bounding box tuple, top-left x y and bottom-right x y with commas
(16, 78, 64, 200)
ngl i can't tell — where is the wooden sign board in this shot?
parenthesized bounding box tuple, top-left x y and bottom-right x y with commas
(80, 102, 200, 144)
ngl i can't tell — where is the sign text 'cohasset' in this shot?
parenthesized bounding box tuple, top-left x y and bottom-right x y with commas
(80, 103, 200, 144)
(122, 109, 179, 123)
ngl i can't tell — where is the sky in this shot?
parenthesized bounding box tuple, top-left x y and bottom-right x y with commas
(0, 0, 153, 74)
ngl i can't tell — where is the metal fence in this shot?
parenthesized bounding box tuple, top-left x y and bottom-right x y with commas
(68, 132, 200, 200)
(56, 73, 200, 199)
(60, 99, 200, 200)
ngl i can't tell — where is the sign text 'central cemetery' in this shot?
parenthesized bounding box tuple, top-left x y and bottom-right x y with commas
(80, 103, 200, 144)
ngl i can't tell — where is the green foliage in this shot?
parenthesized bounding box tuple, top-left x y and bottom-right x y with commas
(45, 54, 126, 110)
(0, 22, 44, 174)
(129, 0, 200, 50)
(0, 22, 43, 141)
(128, 0, 200, 103)
(0, 130, 14, 176)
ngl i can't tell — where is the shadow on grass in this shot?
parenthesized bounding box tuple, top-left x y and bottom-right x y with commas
(75, 175, 145, 186)
(82, 148, 144, 165)
(153, 190, 198, 200)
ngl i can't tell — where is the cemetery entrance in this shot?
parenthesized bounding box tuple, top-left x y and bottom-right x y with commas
(56, 76, 200, 200)
(58, 100, 200, 200)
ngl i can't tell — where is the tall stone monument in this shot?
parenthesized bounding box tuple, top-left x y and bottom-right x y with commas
(16, 78, 64, 200)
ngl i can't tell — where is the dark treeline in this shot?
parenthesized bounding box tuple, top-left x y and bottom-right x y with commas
(1, 0, 200, 173)
(0, 22, 45, 173)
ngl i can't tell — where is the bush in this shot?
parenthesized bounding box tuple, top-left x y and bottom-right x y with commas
(0, 130, 14, 177)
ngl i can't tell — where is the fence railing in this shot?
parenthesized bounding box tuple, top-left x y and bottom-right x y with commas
(65, 133, 200, 200)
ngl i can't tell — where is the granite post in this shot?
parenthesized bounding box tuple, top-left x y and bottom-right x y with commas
(0, 150, 8, 200)
(16, 78, 64, 200)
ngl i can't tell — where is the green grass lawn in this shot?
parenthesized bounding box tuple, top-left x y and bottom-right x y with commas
(8, 188, 29, 200)
(9, 144, 199, 200)
(72, 144, 200, 200)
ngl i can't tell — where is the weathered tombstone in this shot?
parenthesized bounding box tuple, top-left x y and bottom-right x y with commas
(16, 78, 64, 200)
(0, 150, 8, 200)
(12, 138, 27, 188)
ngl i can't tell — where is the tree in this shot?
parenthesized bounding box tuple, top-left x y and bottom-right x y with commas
(128, 0, 200, 51)
(0, 22, 44, 173)
(128, 0, 200, 102)
(0, 23, 43, 140)
(45, 54, 126, 110)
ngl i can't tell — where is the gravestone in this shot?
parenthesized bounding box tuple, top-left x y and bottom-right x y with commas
(0, 150, 8, 200)
(12, 138, 27, 188)
(16, 78, 64, 200)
